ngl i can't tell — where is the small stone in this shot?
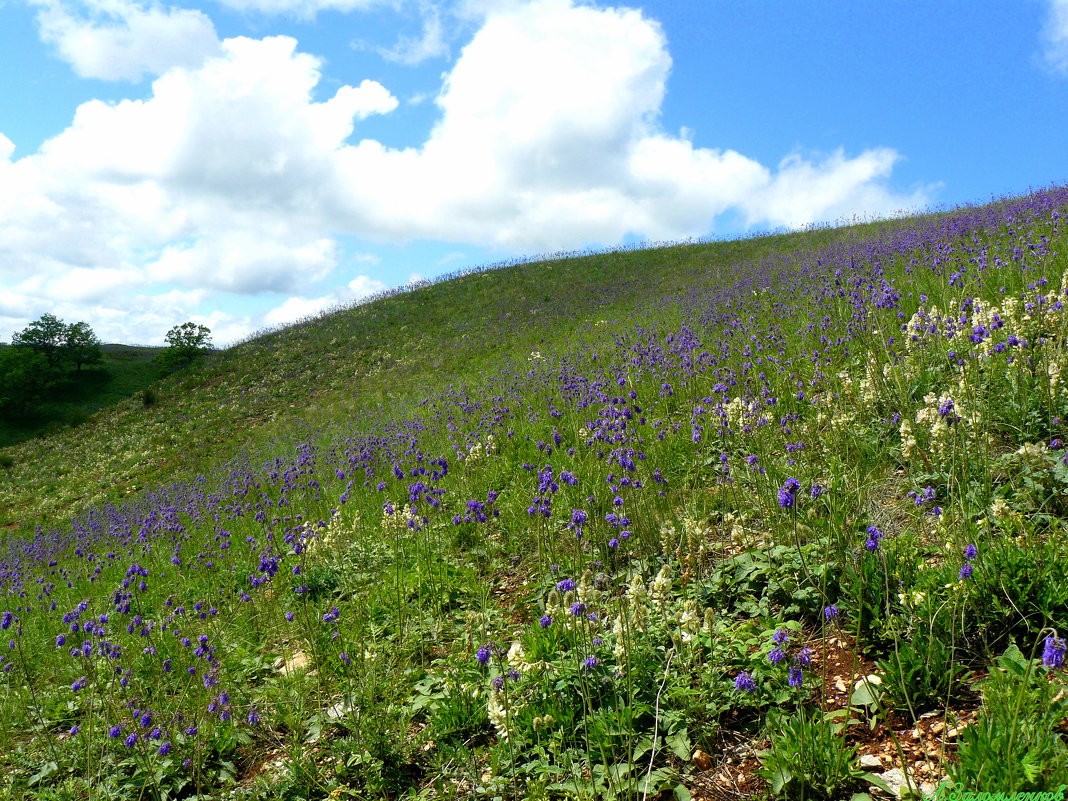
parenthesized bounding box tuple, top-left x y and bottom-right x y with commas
(834, 678, 848, 692)
(930, 721, 945, 734)
(878, 768, 914, 799)
(859, 754, 883, 769)
(692, 749, 713, 771)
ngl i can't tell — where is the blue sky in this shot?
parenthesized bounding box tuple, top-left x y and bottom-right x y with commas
(1, 0, 1067, 345)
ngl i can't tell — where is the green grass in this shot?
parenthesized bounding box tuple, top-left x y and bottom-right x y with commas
(1, 190, 1067, 800)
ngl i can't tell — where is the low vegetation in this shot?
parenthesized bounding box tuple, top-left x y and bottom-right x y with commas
(0, 187, 1067, 800)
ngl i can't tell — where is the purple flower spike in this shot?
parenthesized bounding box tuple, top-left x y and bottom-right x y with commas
(788, 665, 804, 687)
(539, 614, 552, 629)
(823, 605, 840, 621)
(959, 562, 973, 580)
(1043, 636, 1066, 669)
(777, 478, 801, 509)
(734, 671, 756, 693)
(963, 543, 978, 561)
(476, 645, 491, 665)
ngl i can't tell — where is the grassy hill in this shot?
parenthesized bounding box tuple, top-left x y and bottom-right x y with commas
(0, 343, 166, 450)
(1, 188, 1067, 800)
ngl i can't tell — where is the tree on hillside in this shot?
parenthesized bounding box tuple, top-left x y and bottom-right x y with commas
(64, 321, 104, 372)
(1, 316, 106, 419)
(12, 313, 69, 371)
(157, 322, 213, 368)
(11, 314, 103, 374)
(0, 346, 50, 415)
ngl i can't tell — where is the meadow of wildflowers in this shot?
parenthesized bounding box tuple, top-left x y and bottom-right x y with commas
(1, 188, 1068, 799)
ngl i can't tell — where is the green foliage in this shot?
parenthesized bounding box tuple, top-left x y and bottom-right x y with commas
(12, 313, 69, 368)
(1, 314, 106, 428)
(63, 321, 103, 372)
(157, 321, 213, 369)
(0, 346, 49, 414)
(877, 628, 970, 721)
(758, 707, 886, 801)
(965, 535, 1068, 655)
(697, 541, 838, 620)
(949, 643, 1068, 792)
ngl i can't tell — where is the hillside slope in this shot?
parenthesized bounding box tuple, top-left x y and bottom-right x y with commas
(1, 189, 1067, 800)
(0, 223, 862, 531)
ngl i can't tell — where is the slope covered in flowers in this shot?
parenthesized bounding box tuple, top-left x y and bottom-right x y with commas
(1, 188, 1068, 800)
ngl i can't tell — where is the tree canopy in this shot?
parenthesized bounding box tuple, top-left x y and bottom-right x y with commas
(1, 314, 104, 415)
(157, 322, 213, 369)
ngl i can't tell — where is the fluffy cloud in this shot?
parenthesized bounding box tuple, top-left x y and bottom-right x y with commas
(2, 0, 930, 344)
(324, 0, 929, 249)
(32, 0, 221, 81)
(1043, 0, 1068, 73)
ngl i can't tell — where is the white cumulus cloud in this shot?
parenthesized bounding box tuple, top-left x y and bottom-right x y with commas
(32, 0, 222, 81)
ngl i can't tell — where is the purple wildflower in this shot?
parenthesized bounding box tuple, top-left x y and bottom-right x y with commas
(734, 671, 756, 693)
(788, 665, 804, 687)
(1043, 636, 1066, 669)
(778, 478, 801, 509)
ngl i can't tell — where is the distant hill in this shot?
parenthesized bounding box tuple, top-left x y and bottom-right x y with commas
(0, 342, 165, 449)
